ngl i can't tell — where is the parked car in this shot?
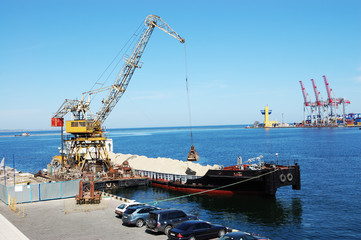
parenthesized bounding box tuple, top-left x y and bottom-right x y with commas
(146, 209, 198, 235)
(218, 232, 270, 240)
(114, 201, 144, 218)
(122, 205, 160, 227)
(168, 220, 227, 240)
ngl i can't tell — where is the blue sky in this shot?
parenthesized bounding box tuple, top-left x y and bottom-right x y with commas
(1, 0, 360, 130)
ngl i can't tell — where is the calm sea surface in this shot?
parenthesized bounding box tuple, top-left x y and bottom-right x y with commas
(0, 126, 360, 239)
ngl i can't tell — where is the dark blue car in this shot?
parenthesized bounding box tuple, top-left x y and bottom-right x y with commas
(168, 220, 227, 240)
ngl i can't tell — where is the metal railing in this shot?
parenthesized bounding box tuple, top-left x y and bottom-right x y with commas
(134, 169, 200, 184)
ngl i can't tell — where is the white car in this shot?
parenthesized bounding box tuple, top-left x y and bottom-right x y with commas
(115, 201, 144, 217)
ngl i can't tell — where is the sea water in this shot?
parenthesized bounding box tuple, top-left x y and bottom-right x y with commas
(0, 126, 360, 239)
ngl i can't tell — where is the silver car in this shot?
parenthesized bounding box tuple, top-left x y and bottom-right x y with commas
(122, 205, 160, 227)
(115, 202, 144, 218)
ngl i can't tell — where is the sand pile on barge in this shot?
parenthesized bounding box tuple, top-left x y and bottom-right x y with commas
(109, 152, 220, 176)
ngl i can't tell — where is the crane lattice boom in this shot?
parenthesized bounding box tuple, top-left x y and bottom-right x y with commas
(299, 81, 311, 107)
(94, 15, 184, 125)
(52, 15, 184, 132)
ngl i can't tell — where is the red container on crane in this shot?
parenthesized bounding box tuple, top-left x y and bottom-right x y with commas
(51, 117, 64, 127)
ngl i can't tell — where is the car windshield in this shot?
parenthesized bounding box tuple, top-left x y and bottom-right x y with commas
(195, 222, 211, 229)
(219, 234, 253, 240)
(124, 208, 137, 214)
(219, 236, 238, 240)
(148, 213, 157, 220)
(118, 204, 126, 209)
(129, 203, 143, 208)
(177, 222, 195, 231)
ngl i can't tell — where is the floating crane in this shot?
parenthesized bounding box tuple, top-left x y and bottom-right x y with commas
(51, 15, 184, 172)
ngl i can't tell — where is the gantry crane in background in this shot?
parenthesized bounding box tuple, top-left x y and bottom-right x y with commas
(310, 78, 328, 126)
(323, 75, 350, 125)
(51, 15, 184, 173)
(299, 75, 352, 127)
(299, 80, 315, 125)
(323, 75, 336, 125)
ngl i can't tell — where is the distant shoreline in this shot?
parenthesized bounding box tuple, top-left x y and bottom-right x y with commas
(1, 124, 358, 136)
(0, 124, 248, 133)
(0, 133, 60, 138)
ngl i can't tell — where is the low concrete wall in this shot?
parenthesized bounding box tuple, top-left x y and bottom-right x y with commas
(0, 180, 80, 204)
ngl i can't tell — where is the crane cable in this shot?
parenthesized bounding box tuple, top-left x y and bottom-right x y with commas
(82, 21, 144, 118)
(88, 20, 144, 105)
(184, 44, 193, 146)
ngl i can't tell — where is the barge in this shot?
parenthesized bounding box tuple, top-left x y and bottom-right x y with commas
(138, 157, 301, 196)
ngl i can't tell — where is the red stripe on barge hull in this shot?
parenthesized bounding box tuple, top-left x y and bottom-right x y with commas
(169, 185, 235, 196)
(151, 181, 266, 196)
(151, 182, 235, 195)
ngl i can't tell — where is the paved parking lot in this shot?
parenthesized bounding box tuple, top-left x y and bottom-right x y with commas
(0, 197, 169, 240)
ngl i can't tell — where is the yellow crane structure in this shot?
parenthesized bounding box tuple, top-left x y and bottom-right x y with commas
(51, 15, 184, 173)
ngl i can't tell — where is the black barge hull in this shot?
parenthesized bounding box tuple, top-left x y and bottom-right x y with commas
(151, 164, 300, 196)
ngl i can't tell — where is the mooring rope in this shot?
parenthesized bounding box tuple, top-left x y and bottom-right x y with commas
(147, 168, 280, 205)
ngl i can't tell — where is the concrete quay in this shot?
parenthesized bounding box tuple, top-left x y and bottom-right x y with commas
(0, 197, 169, 240)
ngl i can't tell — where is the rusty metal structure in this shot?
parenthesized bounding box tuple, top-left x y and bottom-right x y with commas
(75, 181, 101, 204)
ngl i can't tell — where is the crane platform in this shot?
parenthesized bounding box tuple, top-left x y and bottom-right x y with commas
(82, 177, 150, 191)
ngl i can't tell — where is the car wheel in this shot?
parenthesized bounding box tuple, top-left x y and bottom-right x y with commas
(218, 229, 225, 237)
(147, 218, 156, 228)
(135, 219, 144, 228)
(189, 236, 196, 240)
(164, 225, 172, 235)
